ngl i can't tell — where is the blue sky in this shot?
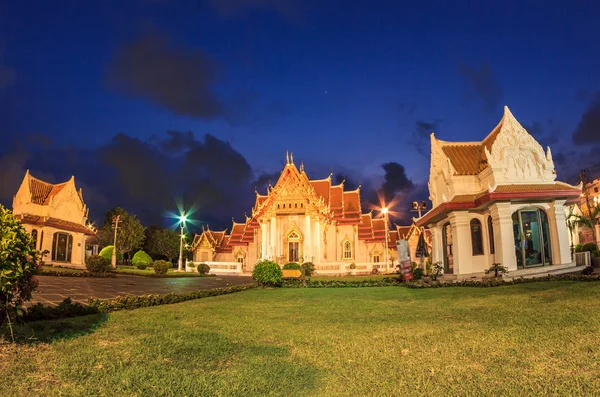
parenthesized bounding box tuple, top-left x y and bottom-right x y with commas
(1, 0, 599, 228)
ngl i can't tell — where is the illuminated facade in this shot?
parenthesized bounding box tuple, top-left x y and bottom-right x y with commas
(12, 170, 96, 267)
(191, 154, 402, 274)
(418, 106, 581, 276)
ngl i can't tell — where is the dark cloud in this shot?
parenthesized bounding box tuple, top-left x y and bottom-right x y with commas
(379, 162, 415, 205)
(106, 32, 224, 119)
(522, 120, 560, 148)
(412, 119, 441, 157)
(572, 91, 600, 145)
(0, 38, 16, 89)
(459, 63, 503, 112)
(397, 102, 417, 116)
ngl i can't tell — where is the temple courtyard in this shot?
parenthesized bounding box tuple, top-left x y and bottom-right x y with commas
(2, 282, 600, 396)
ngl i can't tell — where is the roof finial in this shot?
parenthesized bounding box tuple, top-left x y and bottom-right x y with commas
(290, 152, 294, 164)
(286, 150, 289, 165)
(300, 161, 304, 172)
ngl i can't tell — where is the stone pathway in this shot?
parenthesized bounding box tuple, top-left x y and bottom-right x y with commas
(32, 275, 255, 305)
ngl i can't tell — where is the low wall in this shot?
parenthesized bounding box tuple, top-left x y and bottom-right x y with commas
(188, 261, 242, 274)
(315, 262, 395, 275)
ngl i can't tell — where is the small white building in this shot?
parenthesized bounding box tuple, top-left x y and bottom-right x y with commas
(12, 170, 96, 267)
(417, 106, 580, 276)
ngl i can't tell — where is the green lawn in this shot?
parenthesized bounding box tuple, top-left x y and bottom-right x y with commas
(41, 265, 84, 273)
(2, 282, 600, 396)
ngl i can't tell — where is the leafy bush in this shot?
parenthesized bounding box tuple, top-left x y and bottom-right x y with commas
(187, 262, 196, 268)
(413, 268, 425, 280)
(371, 268, 380, 274)
(99, 245, 123, 264)
(485, 263, 509, 278)
(197, 263, 210, 274)
(252, 260, 282, 287)
(349, 263, 357, 270)
(136, 263, 147, 270)
(581, 242, 599, 253)
(153, 260, 170, 276)
(88, 284, 257, 312)
(282, 278, 400, 288)
(0, 205, 43, 327)
(301, 262, 315, 277)
(132, 250, 152, 266)
(85, 255, 111, 274)
(406, 274, 600, 289)
(432, 262, 444, 281)
(574, 244, 583, 253)
(283, 262, 301, 270)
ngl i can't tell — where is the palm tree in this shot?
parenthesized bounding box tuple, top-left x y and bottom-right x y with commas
(569, 203, 600, 242)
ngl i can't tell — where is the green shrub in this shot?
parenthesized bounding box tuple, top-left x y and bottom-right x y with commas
(432, 262, 443, 281)
(283, 262, 301, 270)
(485, 263, 509, 278)
(99, 245, 123, 264)
(413, 268, 425, 280)
(252, 260, 282, 287)
(132, 250, 152, 266)
(21, 298, 99, 322)
(85, 255, 111, 274)
(197, 263, 210, 274)
(349, 263, 357, 270)
(574, 244, 583, 253)
(581, 242, 599, 253)
(0, 205, 43, 326)
(187, 262, 196, 268)
(301, 262, 315, 277)
(38, 268, 116, 278)
(135, 263, 147, 270)
(153, 260, 170, 276)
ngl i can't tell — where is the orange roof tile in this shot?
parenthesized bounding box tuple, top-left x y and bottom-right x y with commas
(343, 190, 360, 213)
(493, 183, 580, 193)
(441, 144, 485, 176)
(310, 179, 331, 204)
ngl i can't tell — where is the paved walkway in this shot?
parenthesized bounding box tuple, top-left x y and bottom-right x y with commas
(32, 275, 255, 305)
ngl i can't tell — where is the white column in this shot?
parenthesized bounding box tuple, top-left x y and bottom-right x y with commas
(315, 221, 321, 263)
(261, 223, 268, 260)
(549, 200, 573, 265)
(305, 214, 312, 262)
(270, 216, 276, 261)
(429, 224, 443, 265)
(489, 203, 517, 272)
(448, 212, 472, 275)
(596, 224, 600, 246)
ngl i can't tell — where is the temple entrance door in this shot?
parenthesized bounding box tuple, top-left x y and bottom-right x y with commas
(52, 232, 73, 262)
(512, 209, 552, 268)
(288, 242, 299, 262)
(442, 222, 454, 274)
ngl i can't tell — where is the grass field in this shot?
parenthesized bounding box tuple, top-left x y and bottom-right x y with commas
(2, 282, 600, 396)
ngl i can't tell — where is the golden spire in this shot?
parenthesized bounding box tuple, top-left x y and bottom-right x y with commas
(290, 152, 294, 164)
(286, 150, 289, 165)
(300, 161, 304, 172)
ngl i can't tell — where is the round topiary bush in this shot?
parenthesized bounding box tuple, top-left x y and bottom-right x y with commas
(301, 262, 315, 277)
(136, 263, 147, 270)
(0, 205, 43, 325)
(85, 255, 111, 274)
(153, 260, 170, 276)
(132, 250, 152, 268)
(99, 245, 123, 264)
(574, 244, 583, 253)
(197, 263, 210, 274)
(582, 242, 599, 253)
(283, 262, 301, 270)
(252, 260, 282, 287)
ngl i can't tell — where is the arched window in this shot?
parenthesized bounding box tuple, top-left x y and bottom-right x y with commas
(488, 216, 495, 255)
(31, 229, 38, 249)
(343, 240, 353, 260)
(470, 219, 484, 256)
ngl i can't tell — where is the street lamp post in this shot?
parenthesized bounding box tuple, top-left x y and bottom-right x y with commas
(382, 207, 389, 272)
(111, 215, 121, 269)
(177, 211, 187, 272)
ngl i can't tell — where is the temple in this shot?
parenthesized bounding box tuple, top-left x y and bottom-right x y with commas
(12, 171, 97, 267)
(191, 153, 411, 274)
(417, 106, 581, 277)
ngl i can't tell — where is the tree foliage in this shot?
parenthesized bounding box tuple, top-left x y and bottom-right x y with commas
(0, 205, 43, 326)
(132, 250, 153, 265)
(98, 207, 146, 257)
(147, 228, 180, 262)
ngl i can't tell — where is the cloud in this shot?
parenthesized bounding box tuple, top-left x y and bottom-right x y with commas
(379, 162, 415, 204)
(412, 119, 441, 157)
(459, 63, 503, 112)
(0, 38, 16, 89)
(106, 32, 224, 119)
(572, 91, 600, 145)
(522, 120, 560, 148)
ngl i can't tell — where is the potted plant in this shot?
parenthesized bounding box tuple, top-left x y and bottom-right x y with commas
(485, 263, 508, 280)
(432, 262, 443, 281)
(349, 262, 357, 275)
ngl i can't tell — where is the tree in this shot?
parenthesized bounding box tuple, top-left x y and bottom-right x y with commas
(570, 203, 600, 242)
(146, 228, 180, 262)
(98, 207, 146, 260)
(0, 205, 43, 333)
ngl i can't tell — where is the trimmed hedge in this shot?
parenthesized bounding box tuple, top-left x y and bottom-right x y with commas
(153, 260, 170, 276)
(88, 284, 257, 312)
(197, 263, 210, 274)
(282, 278, 401, 288)
(283, 262, 301, 270)
(405, 274, 600, 288)
(21, 298, 99, 322)
(99, 246, 123, 263)
(38, 269, 116, 278)
(132, 250, 153, 266)
(85, 255, 112, 275)
(581, 242, 599, 253)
